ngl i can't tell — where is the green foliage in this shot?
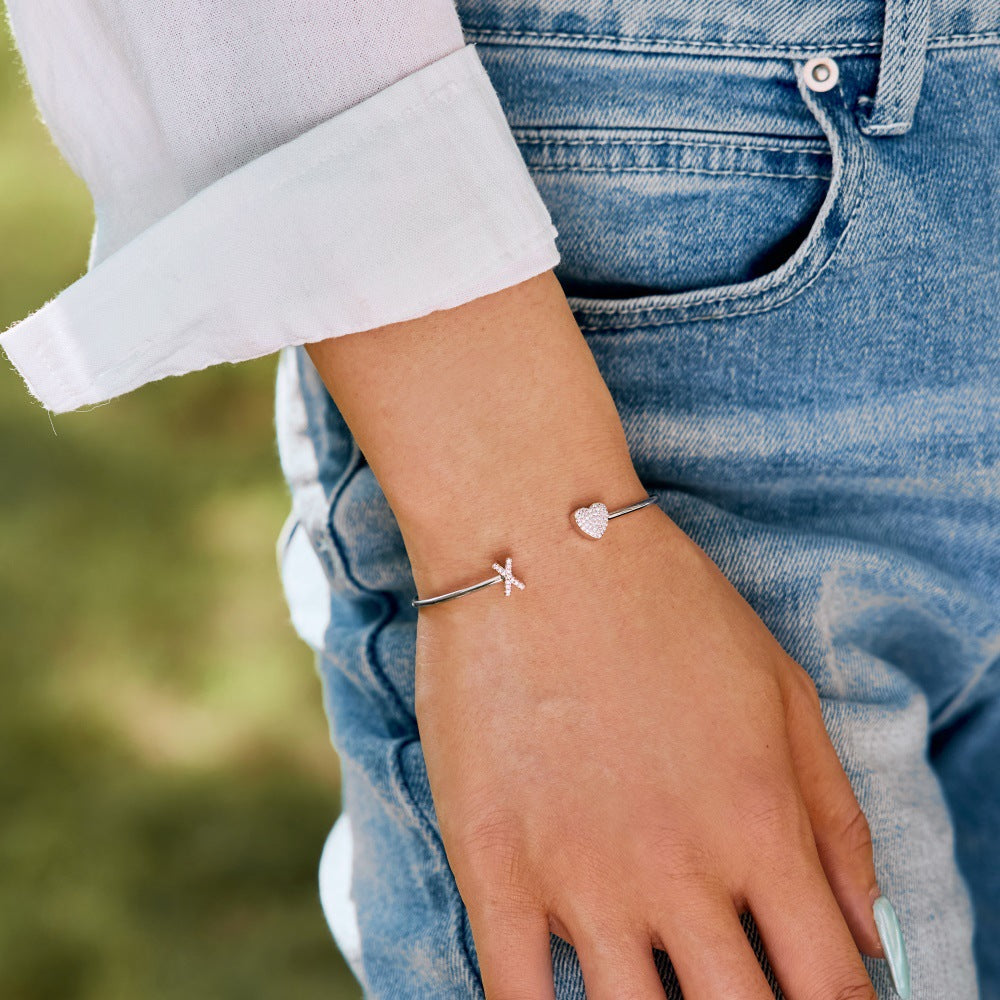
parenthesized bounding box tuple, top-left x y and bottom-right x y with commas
(0, 18, 360, 1000)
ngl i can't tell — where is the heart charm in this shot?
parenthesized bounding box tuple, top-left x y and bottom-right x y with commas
(572, 502, 609, 539)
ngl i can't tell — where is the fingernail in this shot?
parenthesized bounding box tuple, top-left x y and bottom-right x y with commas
(872, 895, 911, 999)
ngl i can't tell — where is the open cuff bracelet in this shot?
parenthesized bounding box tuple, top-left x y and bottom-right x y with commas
(411, 491, 659, 608)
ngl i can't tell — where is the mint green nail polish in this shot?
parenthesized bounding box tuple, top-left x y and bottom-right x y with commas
(873, 895, 911, 999)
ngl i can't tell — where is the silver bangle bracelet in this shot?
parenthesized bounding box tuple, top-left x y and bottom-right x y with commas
(411, 491, 659, 608)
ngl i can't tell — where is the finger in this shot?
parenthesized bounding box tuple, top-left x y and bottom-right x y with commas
(465, 901, 556, 1000)
(650, 887, 777, 1000)
(566, 916, 667, 1000)
(780, 661, 883, 957)
(748, 827, 878, 1000)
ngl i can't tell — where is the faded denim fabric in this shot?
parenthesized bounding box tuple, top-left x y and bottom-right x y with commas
(275, 1, 1000, 997)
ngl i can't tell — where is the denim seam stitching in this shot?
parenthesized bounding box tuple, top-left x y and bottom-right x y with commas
(465, 26, 883, 51)
(926, 31, 1000, 48)
(890, 0, 912, 124)
(862, 120, 911, 134)
(529, 164, 832, 180)
(464, 25, 1000, 53)
(514, 136, 831, 155)
(573, 77, 869, 328)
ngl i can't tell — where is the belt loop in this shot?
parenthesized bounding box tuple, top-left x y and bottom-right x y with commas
(857, 0, 933, 136)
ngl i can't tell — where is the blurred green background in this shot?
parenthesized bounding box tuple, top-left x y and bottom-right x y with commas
(0, 18, 360, 1000)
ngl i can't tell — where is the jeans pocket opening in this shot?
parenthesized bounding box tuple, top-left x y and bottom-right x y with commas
(562, 60, 869, 332)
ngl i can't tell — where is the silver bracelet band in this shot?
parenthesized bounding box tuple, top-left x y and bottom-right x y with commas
(411, 491, 659, 608)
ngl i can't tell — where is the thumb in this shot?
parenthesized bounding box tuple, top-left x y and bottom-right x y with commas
(779, 659, 884, 959)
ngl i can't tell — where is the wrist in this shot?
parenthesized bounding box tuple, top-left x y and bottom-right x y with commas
(400, 456, 650, 602)
(302, 269, 660, 599)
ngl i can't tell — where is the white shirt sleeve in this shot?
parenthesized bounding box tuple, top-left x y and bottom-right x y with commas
(0, 1, 560, 413)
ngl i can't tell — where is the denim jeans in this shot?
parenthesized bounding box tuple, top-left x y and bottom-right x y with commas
(275, 0, 1000, 996)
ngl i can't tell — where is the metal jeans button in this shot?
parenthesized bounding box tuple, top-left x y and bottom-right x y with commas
(803, 56, 839, 92)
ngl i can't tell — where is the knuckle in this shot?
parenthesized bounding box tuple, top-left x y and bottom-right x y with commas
(649, 834, 719, 892)
(454, 809, 531, 898)
(741, 783, 811, 846)
(551, 876, 626, 936)
(742, 794, 791, 839)
(567, 915, 638, 966)
(836, 806, 875, 857)
(460, 808, 521, 853)
(742, 797, 819, 883)
(785, 659, 824, 712)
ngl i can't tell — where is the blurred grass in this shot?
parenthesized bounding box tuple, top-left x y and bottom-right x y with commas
(0, 17, 360, 1000)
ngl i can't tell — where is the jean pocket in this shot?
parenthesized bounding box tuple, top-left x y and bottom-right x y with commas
(476, 42, 867, 332)
(519, 121, 834, 300)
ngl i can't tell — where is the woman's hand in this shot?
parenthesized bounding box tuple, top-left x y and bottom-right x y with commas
(304, 269, 884, 997)
(413, 504, 885, 1000)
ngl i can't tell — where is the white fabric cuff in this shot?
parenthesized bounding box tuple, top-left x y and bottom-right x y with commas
(1, 43, 560, 414)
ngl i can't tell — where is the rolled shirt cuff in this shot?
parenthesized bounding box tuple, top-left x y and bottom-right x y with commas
(1, 43, 560, 414)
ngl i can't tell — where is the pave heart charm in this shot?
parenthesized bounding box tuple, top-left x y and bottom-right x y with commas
(573, 502, 609, 539)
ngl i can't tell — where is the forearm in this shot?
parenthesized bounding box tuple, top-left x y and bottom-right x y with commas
(305, 270, 646, 596)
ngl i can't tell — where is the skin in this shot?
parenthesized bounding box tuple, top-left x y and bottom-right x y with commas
(306, 270, 885, 999)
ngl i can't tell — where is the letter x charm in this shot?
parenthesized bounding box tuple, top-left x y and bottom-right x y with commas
(491, 557, 525, 597)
